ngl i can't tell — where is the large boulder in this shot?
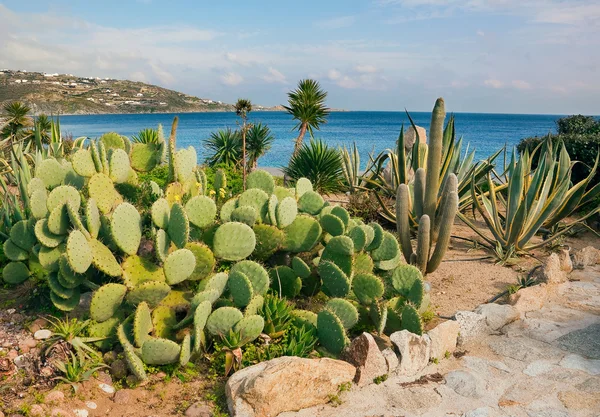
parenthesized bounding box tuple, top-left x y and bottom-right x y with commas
(404, 125, 427, 151)
(427, 320, 459, 360)
(341, 332, 388, 386)
(226, 356, 356, 416)
(455, 311, 489, 345)
(390, 330, 430, 376)
(573, 246, 600, 268)
(509, 284, 548, 315)
(541, 251, 571, 284)
(474, 303, 519, 331)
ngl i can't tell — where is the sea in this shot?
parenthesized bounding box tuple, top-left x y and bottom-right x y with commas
(58, 111, 563, 169)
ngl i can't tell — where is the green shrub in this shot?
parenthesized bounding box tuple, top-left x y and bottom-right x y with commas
(138, 165, 170, 188)
(204, 164, 243, 196)
(556, 115, 600, 135)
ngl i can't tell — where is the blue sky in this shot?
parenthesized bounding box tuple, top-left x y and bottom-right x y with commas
(1, 0, 599, 114)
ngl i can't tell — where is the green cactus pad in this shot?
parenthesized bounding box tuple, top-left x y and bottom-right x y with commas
(391, 264, 422, 296)
(276, 196, 298, 228)
(168, 203, 189, 249)
(219, 198, 238, 222)
(2, 262, 30, 284)
(295, 178, 313, 198)
(406, 277, 424, 308)
(34, 219, 64, 249)
(117, 323, 148, 381)
(348, 226, 367, 252)
(212, 222, 256, 261)
(155, 229, 170, 263)
(85, 199, 101, 239)
(71, 148, 97, 177)
(100, 132, 126, 150)
(185, 242, 215, 281)
(231, 206, 258, 227)
(47, 185, 80, 213)
(365, 222, 384, 251)
(89, 141, 102, 173)
(354, 253, 374, 274)
(247, 170, 275, 194)
(320, 214, 345, 237)
(245, 295, 264, 316)
(66, 230, 93, 273)
(318, 260, 350, 298)
(133, 302, 153, 348)
(46, 205, 69, 235)
(10, 220, 36, 251)
(164, 249, 196, 285)
(230, 261, 270, 296)
(66, 201, 90, 239)
(141, 338, 181, 365)
(400, 304, 423, 335)
(28, 177, 46, 196)
(326, 299, 359, 329)
(58, 255, 85, 287)
(151, 198, 170, 229)
(193, 300, 212, 352)
(291, 256, 311, 279)
(90, 239, 122, 277)
(352, 273, 384, 305)
(317, 309, 348, 355)
(122, 255, 166, 288)
(48, 271, 76, 299)
(371, 231, 400, 261)
(206, 306, 243, 336)
(360, 225, 375, 248)
(175, 147, 197, 182)
(252, 224, 284, 260)
(29, 189, 48, 220)
(50, 288, 80, 311)
(291, 309, 318, 329)
(130, 143, 161, 172)
(160, 290, 192, 311)
(228, 271, 254, 308)
(150, 305, 177, 339)
(266, 194, 278, 225)
(185, 196, 217, 228)
(329, 206, 349, 227)
(238, 188, 269, 222)
(111, 203, 142, 255)
(274, 185, 295, 201)
(234, 315, 265, 344)
(56, 269, 83, 290)
(90, 283, 127, 322)
(3, 239, 29, 262)
(197, 272, 229, 296)
(270, 266, 302, 298)
(283, 215, 322, 253)
(213, 169, 227, 193)
(87, 316, 120, 350)
(374, 251, 402, 271)
(321, 249, 353, 278)
(325, 235, 354, 256)
(109, 148, 131, 183)
(298, 191, 324, 215)
(88, 173, 118, 214)
(35, 158, 66, 188)
(179, 333, 192, 366)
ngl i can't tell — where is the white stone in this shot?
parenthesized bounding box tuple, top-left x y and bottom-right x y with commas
(474, 304, 520, 331)
(559, 354, 600, 375)
(573, 246, 600, 268)
(543, 253, 569, 284)
(455, 311, 489, 345)
(98, 382, 115, 394)
(427, 320, 459, 359)
(85, 402, 97, 410)
(381, 348, 399, 373)
(464, 407, 491, 417)
(390, 330, 431, 376)
(523, 360, 556, 376)
(73, 409, 88, 417)
(444, 370, 485, 398)
(341, 332, 388, 386)
(509, 284, 548, 315)
(13, 355, 27, 368)
(34, 329, 52, 340)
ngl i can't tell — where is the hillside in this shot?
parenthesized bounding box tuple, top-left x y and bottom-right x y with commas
(0, 69, 275, 115)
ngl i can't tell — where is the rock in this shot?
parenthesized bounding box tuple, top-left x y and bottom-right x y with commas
(404, 125, 427, 151)
(96, 371, 113, 385)
(21, 338, 37, 349)
(7, 349, 18, 360)
(184, 402, 212, 417)
(113, 389, 133, 404)
(45, 390, 65, 403)
(558, 248, 573, 273)
(381, 348, 399, 373)
(474, 304, 519, 331)
(28, 318, 48, 334)
(341, 332, 388, 386)
(427, 320, 459, 360)
(126, 375, 138, 387)
(70, 292, 93, 319)
(509, 284, 548, 315)
(50, 409, 70, 417)
(558, 390, 600, 410)
(98, 382, 115, 394)
(103, 351, 118, 364)
(444, 370, 484, 398)
(40, 366, 54, 377)
(555, 323, 600, 359)
(73, 410, 88, 417)
(6, 308, 16, 314)
(390, 330, 431, 376)
(29, 405, 45, 417)
(542, 253, 568, 284)
(559, 354, 600, 375)
(85, 402, 97, 410)
(573, 246, 600, 268)
(226, 356, 355, 417)
(454, 311, 488, 345)
(523, 360, 556, 376)
(464, 407, 492, 417)
(13, 355, 27, 368)
(34, 329, 52, 340)
(110, 359, 128, 379)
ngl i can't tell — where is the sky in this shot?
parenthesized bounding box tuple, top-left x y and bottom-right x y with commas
(0, 1, 599, 114)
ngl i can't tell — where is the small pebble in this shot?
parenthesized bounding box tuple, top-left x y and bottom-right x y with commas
(45, 390, 65, 403)
(98, 382, 115, 394)
(34, 329, 52, 340)
(73, 409, 88, 417)
(13, 355, 27, 368)
(29, 404, 45, 417)
(7, 308, 16, 314)
(85, 401, 97, 410)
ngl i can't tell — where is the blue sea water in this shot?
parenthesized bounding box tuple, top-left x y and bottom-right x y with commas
(58, 111, 562, 169)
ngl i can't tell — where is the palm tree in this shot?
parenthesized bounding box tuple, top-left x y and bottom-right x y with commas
(246, 123, 275, 170)
(235, 98, 253, 189)
(204, 128, 242, 168)
(1, 101, 33, 142)
(283, 79, 330, 157)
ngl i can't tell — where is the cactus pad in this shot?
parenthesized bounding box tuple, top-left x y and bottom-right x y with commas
(109, 148, 131, 183)
(28, 177, 46, 196)
(330, 206, 350, 228)
(3, 239, 29, 261)
(276, 196, 298, 228)
(269, 266, 302, 298)
(151, 305, 178, 339)
(365, 222, 384, 251)
(66, 230, 93, 273)
(48, 271, 77, 299)
(10, 220, 36, 251)
(90, 283, 127, 322)
(245, 295, 264, 316)
(274, 185, 294, 201)
(118, 324, 147, 381)
(50, 288, 80, 311)
(197, 271, 229, 296)
(214, 169, 227, 194)
(168, 203, 189, 249)
(36, 158, 66, 188)
(354, 253, 374, 274)
(72, 149, 97, 177)
(185, 242, 215, 281)
(88, 173, 118, 214)
(234, 315, 265, 344)
(47, 205, 69, 235)
(298, 191, 324, 215)
(2, 262, 30, 284)
(179, 333, 191, 366)
(325, 299, 359, 329)
(231, 206, 258, 227)
(219, 198, 238, 222)
(267, 194, 278, 225)
(163, 249, 196, 285)
(371, 231, 400, 261)
(283, 215, 322, 253)
(213, 222, 256, 261)
(85, 199, 101, 239)
(295, 178, 313, 197)
(318, 260, 350, 298)
(228, 270, 253, 308)
(33, 220, 61, 248)
(230, 260, 270, 296)
(391, 264, 422, 296)
(151, 198, 170, 229)
(238, 188, 269, 222)
(374, 251, 402, 271)
(141, 338, 181, 365)
(320, 214, 345, 237)
(29, 189, 48, 220)
(122, 255, 166, 288)
(66, 201, 90, 239)
(317, 309, 348, 355)
(185, 196, 217, 228)
(130, 143, 161, 172)
(324, 235, 354, 256)
(133, 302, 153, 348)
(193, 300, 212, 352)
(90, 239, 122, 277)
(400, 304, 423, 335)
(291, 256, 311, 279)
(352, 273, 384, 305)
(291, 309, 318, 329)
(247, 170, 275, 194)
(155, 229, 170, 263)
(175, 147, 197, 182)
(100, 132, 126, 150)
(206, 307, 243, 336)
(252, 224, 284, 260)
(348, 226, 367, 252)
(111, 203, 142, 255)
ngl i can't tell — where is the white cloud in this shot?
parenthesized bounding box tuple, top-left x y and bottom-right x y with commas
(512, 80, 532, 90)
(315, 15, 356, 29)
(220, 72, 243, 86)
(484, 79, 503, 89)
(476, 30, 485, 37)
(355, 64, 378, 73)
(327, 69, 342, 80)
(262, 67, 287, 84)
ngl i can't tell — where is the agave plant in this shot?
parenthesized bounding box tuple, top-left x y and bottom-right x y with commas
(43, 316, 105, 361)
(53, 352, 107, 392)
(283, 139, 343, 194)
(340, 142, 377, 193)
(458, 137, 600, 255)
(132, 128, 160, 144)
(204, 128, 242, 168)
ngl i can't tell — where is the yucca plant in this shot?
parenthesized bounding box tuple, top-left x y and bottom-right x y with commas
(246, 123, 274, 170)
(204, 128, 242, 168)
(458, 137, 600, 255)
(283, 139, 343, 193)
